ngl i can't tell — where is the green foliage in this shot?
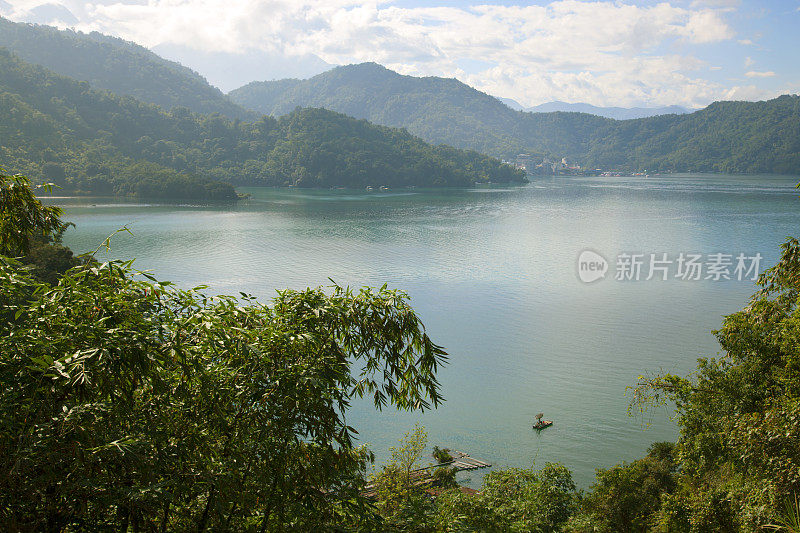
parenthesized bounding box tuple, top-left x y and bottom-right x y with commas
(0, 50, 525, 197)
(0, 16, 253, 120)
(0, 168, 64, 255)
(18, 230, 80, 284)
(0, 167, 81, 282)
(433, 446, 454, 464)
(430, 466, 459, 490)
(764, 494, 800, 533)
(577, 442, 677, 533)
(372, 425, 435, 530)
(434, 463, 578, 532)
(0, 250, 448, 529)
(230, 63, 800, 173)
(583, 96, 800, 174)
(630, 237, 800, 531)
(230, 62, 541, 160)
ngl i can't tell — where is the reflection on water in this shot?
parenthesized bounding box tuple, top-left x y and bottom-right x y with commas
(56, 174, 800, 486)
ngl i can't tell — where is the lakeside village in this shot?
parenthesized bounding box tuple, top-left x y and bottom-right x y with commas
(505, 154, 649, 177)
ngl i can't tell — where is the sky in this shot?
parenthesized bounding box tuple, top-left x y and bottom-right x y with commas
(1, 0, 799, 108)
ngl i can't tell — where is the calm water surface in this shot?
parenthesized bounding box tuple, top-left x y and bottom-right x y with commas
(56, 174, 800, 487)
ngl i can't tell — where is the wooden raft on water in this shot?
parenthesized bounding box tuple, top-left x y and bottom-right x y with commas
(448, 451, 491, 470)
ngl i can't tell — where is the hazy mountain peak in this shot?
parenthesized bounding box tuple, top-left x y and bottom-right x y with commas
(497, 97, 525, 111)
(21, 3, 77, 25)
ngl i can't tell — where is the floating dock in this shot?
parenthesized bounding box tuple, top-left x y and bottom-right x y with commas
(449, 451, 491, 470)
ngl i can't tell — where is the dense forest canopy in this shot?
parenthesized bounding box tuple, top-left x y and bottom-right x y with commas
(231, 62, 800, 174)
(0, 17, 254, 121)
(0, 49, 525, 198)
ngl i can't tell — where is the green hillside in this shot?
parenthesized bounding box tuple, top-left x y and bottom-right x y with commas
(0, 50, 525, 198)
(230, 63, 800, 174)
(230, 62, 537, 157)
(585, 96, 800, 173)
(0, 17, 254, 120)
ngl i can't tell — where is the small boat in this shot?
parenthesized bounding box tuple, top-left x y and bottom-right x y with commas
(533, 413, 553, 430)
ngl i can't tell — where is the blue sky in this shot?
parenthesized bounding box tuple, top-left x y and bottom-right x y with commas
(2, 0, 799, 107)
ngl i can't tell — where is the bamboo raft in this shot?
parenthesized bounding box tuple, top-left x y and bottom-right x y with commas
(449, 451, 491, 470)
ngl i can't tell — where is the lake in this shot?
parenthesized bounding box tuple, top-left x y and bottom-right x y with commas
(56, 174, 800, 487)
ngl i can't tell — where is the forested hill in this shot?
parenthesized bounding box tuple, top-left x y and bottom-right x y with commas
(584, 96, 800, 174)
(230, 63, 800, 174)
(0, 50, 525, 198)
(229, 62, 534, 157)
(0, 17, 254, 121)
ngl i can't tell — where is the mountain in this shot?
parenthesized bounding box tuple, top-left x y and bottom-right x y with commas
(229, 62, 536, 157)
(0, 17, 254, 120)
(230, 62, 800, 174)
(526, 101, 691, 120)
(19, 3, 78, 25)
(583, 95, 800, 174)
(0, 49, 525, 198)
(497, 97, 526, 111)
(225, 63, 675, 161)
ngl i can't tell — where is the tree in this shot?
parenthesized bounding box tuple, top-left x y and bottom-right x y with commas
(630, 237, 800, 530)
(0, 175, 449, 530)
(434, 463, 578, 532)
(372, 424, 435, 529)
(576, 442, 677, 533)
(432, 446, 453, 464)
(0, 167, 80, 282)
(0, 168, 65, 255)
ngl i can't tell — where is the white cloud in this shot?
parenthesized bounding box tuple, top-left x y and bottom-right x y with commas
(691, 0, 740, 7)
(723, 84, 775, 101)
(3, 0, 743, 107)
(745, 70, 776, 78)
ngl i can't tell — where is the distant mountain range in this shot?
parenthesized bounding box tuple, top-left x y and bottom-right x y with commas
(499, 99, 691, 120)
(0, 16, 255, 120)
(1, 18, 799, 180)
(0, 48, 524, 198)
(229, 62, 800, 174)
